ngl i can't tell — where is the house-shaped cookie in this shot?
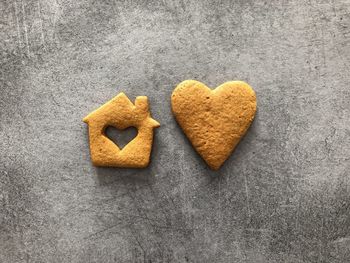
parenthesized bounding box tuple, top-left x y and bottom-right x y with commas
(83, 93, 160, 168)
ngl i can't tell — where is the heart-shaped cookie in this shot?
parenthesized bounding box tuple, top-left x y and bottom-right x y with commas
(171, 80, 256, 170)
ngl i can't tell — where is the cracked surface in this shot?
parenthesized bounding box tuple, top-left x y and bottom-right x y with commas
(1, 0, 350, 262)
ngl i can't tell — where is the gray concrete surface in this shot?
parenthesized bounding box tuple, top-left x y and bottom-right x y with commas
(1, 0, 350, 262)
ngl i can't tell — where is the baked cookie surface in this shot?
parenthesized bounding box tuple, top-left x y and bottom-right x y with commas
(171, 80, 256, 170)
(83, 93, 160, 168)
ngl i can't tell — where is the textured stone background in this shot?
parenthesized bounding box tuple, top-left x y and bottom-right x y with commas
(1, 0, 350, 262)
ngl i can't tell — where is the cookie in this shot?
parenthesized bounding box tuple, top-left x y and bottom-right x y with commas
(171, 80, 256, 170)
(83, 93, 160, 168)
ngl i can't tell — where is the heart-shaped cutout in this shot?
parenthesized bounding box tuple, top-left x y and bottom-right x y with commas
(104, 126, 138, 149)
(171, 80, 256, 170)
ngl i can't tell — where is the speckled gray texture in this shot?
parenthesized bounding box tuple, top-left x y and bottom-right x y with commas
(1, 0, 350, 262)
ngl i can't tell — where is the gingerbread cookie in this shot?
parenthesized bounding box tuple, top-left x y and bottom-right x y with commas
(83, 93, 160, 168)
(171, 80, 256, 170)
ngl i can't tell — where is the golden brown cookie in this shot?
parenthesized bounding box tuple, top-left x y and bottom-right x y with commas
(83, 93, 160, 168)
(171, 80, 256, 170)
